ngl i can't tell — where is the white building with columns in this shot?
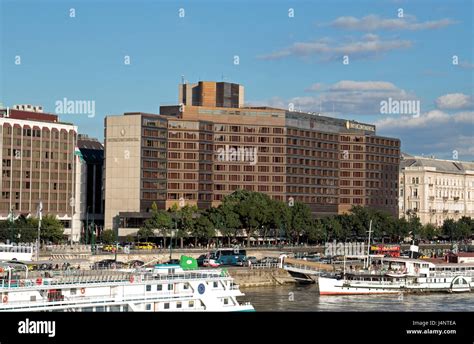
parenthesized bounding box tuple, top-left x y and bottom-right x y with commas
(399, 153, 474, 226)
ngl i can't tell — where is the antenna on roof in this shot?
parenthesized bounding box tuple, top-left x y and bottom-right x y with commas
(181, 75, 185, 84)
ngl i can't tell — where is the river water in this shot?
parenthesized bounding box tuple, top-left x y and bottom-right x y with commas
(239, 284, 474, 311)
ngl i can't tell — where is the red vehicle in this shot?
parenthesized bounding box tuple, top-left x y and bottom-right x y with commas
(370, 245, 400, 257)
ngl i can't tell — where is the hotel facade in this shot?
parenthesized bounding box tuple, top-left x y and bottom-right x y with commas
(399, 154, 474, 226)
(0, 105, 81, 241)
(104, 81, 401, 235)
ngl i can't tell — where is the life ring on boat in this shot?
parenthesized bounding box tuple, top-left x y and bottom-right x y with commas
(2, 295, 7, 303)
(129, 276, 134, 283)
(19, 280, 25, 287)
(36, 278, 42, 285)
(414, 267, 420, 274)
(80, 288, 85, 294)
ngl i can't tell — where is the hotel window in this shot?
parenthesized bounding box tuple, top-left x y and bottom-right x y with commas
(259, 127, 270, 134)
(229, 175, 240, 181)
(230, 126, 240, 132)
(273, 137, 283, 144)
(229, 165, 240, 172)
(258, 137, 269, 143)
(243, 166, 254, 172)
(244, 175, 254, 182)
(184, 153, 196, 159)
(184, 163, 196, 169)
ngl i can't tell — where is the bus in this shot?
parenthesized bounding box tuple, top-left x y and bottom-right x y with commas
(370, 244, 400, 257)
(0, 244, 34, 262)
(205, 248, 247, 267)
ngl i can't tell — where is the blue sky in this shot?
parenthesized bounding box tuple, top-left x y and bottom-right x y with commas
(1, 0, 473, 160)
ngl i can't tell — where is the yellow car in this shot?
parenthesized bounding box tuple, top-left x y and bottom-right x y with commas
(102, 245, 122, 252)
(135, 242, 156, 250)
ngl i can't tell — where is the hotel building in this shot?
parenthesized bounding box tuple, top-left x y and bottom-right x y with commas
(0, 105, 80, 240)
(104, 81, 400, 234)
(399, 153, 474, 226)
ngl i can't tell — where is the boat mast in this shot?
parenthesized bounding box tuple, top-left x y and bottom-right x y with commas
(366, 220, 373, 269)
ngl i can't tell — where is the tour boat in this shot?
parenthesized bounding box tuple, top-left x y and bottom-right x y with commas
(0, 257, 254, 312)
(318, 257, 474, 295)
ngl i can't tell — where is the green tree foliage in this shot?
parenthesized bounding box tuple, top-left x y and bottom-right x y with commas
(101, 229, 115, 244)
(142, 202, 172, 246)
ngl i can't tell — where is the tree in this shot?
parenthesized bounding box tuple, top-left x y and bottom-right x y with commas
(101, 229, 115, 244)
(39, 215, 65, 244)
(408, 216, 423, 240)
(442, 218, 457, 241)
(268, 199, 291, 244)
(144, 202, 172, 247)
(223, 190, 273, 247)
(288, 202, 313, 244)
(176, 205, 198, 248)
(321, 216, 343, 241)
(421, 223, 438, 241)
(192, 213, 215, 247)
(137, 226, 154, 242)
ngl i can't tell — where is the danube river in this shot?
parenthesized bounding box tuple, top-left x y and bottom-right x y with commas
(239, 284, 474, 311)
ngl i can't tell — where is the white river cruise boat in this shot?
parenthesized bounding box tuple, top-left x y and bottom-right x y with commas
(318, 257, 474, 295)
(0, 258, 254, 312)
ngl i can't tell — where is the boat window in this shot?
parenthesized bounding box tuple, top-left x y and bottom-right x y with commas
(70, 288, 76, 295)
(224, 298, 229, 305)
(213, 281, 218, 288)
(183, 283, 189, 290)
(164, 303, 170, 309)
(189, 301, 194, 308)
(30, 296, 36, 302)
(146, 304, 152, 311)
(168, 284, 173, 290)
(177, 302, 182, 309)
(146, 285, 151, 292)
(157, 284, 162, 291)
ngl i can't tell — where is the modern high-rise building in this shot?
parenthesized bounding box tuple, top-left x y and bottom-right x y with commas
(399, 153, 474, 226)
(104, 81, 400, 235)
(77, 134, 105, 238)
(0, 105, 80, 240)
(179, 81, 244, 108)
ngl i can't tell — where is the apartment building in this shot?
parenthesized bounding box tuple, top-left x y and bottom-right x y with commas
(399, 153, 474, 226)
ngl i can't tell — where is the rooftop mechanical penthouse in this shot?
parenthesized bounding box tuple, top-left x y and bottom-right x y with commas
(104, 81, 400, 235)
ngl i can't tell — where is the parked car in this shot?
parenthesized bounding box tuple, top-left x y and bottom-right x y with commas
(258, 257, 278, 265)
(92, 259, 125, 270)
(134, 242, 156, 250)
(246, 256, 258, 264)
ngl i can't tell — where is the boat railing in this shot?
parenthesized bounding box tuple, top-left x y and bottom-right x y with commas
(0, 270, 233, 289)
(0, 290, 195, 310)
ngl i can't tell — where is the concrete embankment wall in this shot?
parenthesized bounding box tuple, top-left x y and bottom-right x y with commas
(227, 268, 295, 288)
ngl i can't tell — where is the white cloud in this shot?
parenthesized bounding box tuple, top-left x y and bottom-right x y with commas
(304, 83, 325, 92)
(251, 80, 417, 116)
(435, 93, 473, 110)
(258, 35, 412, 61)
(375, 110, 450, 129)
(329, 14, 457, 31)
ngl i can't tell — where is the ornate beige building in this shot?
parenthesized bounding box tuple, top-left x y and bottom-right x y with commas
(399, 154, 474, 226)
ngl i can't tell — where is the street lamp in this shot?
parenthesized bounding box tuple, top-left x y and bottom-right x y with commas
(36, 201, 43, 261)
(288, 197, 294, 246)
